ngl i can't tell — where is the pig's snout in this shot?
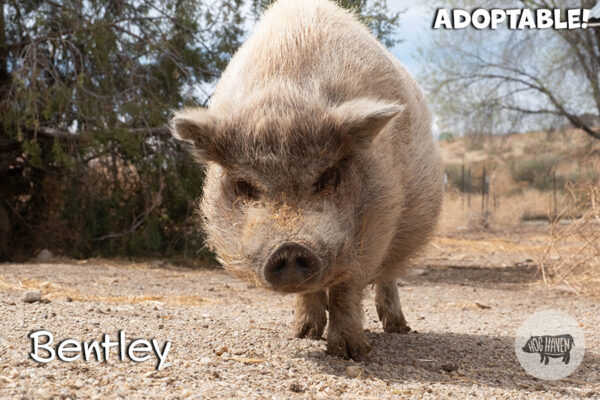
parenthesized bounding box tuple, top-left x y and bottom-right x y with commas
(263, 242, 321, 291)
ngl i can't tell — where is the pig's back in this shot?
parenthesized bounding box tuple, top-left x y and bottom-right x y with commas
(211, 0, 406, 111)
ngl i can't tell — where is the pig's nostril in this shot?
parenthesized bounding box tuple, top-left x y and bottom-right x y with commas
(263, 242, 321, 290)
(272, 258, 287, 273)
(295, 256, 310, 271)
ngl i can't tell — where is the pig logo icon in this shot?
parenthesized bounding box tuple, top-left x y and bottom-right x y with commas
(521, 334, 574, 365)
(515, 310, 585, 380)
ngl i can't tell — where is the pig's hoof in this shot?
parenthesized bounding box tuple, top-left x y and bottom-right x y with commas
(293, 313, 327, 340)
(383, 320, 411, 334)
(326, 333, 371, 361)
(376, 304, 411, 334)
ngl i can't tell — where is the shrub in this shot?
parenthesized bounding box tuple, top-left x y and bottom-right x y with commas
(510, 155, 562, 191)
(444, 163, 485, 193)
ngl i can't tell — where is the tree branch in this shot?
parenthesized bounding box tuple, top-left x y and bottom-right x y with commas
(27, 125, 171, 140)
(92, 172, 165, 242)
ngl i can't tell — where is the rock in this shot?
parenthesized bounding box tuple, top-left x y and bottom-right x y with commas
(36, 249, 53, 262)
(289, 383, 305, 393)
(441, 363, 457, 373)
(65, 296, 73, 302)
(550, 285, 577, 295)
(408, 268, 428, 277)
(345, 365, 362, 378)
(23, 291, 42, 303)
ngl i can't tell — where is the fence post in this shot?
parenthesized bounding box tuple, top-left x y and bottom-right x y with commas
(467, 168, 471, 207)
(461, 164, 465, 210)
(485, 175, 490, 214)
(553, 171, 557, 221)
(493, 191, 497, 212)
(481, 167, 486, 217)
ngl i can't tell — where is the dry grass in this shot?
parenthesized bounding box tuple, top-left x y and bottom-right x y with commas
(0, 275, 212, 305)
(439, 129, 600, 296)
(438, 190, 567, 233)
(538, 175, 600, 296)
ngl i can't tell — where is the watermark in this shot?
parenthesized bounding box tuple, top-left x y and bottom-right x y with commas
(515, 309, 585, 380)
(28, 330, 172, 370)
(433, 8, 592, 30)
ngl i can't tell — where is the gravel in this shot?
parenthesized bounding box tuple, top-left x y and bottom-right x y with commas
(0, 249, 598, 399)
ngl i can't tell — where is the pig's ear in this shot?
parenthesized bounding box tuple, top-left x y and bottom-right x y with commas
(332, 99, 404, 145)
(170, 108, 221, 163)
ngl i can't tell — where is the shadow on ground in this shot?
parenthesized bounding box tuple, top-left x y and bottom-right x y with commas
(410, 263, 541, 289)
(297, 330, 598, 395)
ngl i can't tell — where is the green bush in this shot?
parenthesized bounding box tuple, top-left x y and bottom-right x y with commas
(444, 163, 486, 193)
(510, 155, 562, 191)
(438, 131, 455, 141)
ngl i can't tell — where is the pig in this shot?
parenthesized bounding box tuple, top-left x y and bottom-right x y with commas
(170, 0, 442, 360)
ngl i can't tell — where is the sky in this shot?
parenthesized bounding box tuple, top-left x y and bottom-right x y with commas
(385, 1, 440, 133)
(387, 1, 437, 76)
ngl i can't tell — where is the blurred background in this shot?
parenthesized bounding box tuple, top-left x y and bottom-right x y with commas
(0, 0, 598, 293)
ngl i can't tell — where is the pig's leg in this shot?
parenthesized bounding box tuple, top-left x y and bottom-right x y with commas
(326, 283, 371, 361)
(293, 291, 327, 339)
(375, 281, 411, 333)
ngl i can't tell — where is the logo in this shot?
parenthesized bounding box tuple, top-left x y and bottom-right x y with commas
(521, 334, 574, 364)
(515, 309, 585, 380)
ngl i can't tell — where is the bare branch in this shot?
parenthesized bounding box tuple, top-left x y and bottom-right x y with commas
(92, 175, 165, 242)
(26, 125, 171, 141)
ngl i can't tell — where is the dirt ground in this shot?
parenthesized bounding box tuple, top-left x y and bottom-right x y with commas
(0, 226, 599, 399)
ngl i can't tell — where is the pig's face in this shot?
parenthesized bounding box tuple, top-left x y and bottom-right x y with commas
(171, 94, 402, 293)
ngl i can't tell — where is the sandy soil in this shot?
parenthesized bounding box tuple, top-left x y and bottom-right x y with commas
(0, 231, 599, 399)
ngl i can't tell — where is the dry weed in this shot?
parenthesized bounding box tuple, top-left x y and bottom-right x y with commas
(538, 158, 600, 296)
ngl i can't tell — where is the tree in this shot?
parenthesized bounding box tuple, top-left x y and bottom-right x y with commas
(0, 0, 401, 260)
(0, 0, 246, 259)
(420, 0, 600, 140)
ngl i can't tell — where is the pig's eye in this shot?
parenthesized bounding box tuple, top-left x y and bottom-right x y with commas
(235, 179, 260, 200)
(314, 167, 340, 193)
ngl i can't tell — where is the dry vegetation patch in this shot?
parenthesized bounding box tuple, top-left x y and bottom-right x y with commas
(438, 129, 600, 296)
(539, 176, 600, 296)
